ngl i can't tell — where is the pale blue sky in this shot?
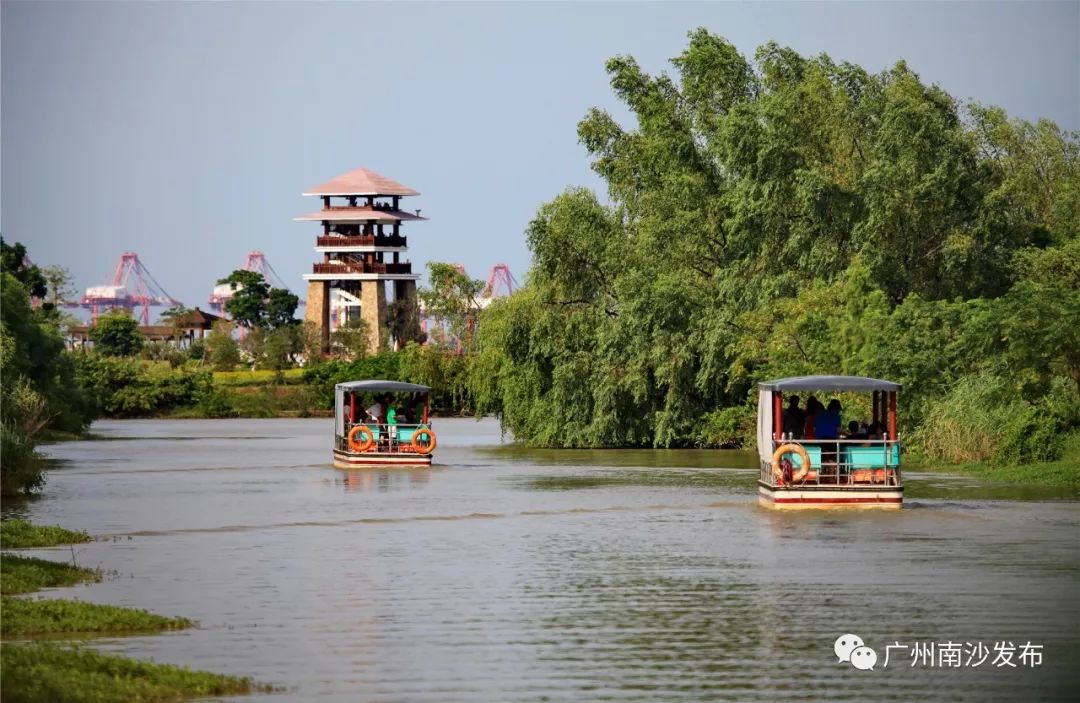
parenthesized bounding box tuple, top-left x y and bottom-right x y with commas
(3, 1, 1077, 314)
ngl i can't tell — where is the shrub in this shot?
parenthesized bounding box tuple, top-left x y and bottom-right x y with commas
(74, 356, 212, 417)
(914, 372, 1079, 464)
(695, 404, 756, 448)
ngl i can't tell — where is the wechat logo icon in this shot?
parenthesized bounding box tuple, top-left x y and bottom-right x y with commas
(835, 634, 877, 671)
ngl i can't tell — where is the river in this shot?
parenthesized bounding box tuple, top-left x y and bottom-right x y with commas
(6, 418, 1079, 701)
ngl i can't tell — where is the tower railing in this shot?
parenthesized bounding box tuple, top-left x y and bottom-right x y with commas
(316, 235, 407, 248)
(312, 262, 412, 275)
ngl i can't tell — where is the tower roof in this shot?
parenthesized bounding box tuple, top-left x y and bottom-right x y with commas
(303, 168, 420, 197)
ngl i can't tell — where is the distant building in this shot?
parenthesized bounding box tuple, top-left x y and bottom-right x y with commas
(68, 307, 225, 349)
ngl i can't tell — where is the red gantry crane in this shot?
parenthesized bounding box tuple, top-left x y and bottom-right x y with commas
(79, 251, 183, 324)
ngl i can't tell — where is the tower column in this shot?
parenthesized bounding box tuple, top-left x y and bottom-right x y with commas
(360, 280, 388, 355)
(305, 280, 331, 355)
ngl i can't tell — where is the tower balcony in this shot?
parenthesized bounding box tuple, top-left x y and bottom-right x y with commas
(316, 234, 407, 249)
(312, 261, 413, 276)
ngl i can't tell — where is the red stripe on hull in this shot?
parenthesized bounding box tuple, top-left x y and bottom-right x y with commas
(770, 496, 902, 504)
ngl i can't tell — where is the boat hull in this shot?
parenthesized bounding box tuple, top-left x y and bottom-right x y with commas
(757, 482, 902, 510)
(333, 448, 432, 469)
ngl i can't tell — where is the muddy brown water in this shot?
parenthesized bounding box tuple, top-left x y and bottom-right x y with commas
(5, 418, 1079, 701)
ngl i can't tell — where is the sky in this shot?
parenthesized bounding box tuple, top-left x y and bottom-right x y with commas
(3, 1, 1078, 317)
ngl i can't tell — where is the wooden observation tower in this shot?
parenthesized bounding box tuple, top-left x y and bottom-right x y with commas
(298, 167, 425, 354)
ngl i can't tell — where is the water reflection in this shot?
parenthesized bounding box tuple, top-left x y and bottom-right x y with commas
(334, 469, 433, 493)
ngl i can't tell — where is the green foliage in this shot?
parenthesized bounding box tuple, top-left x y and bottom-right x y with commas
(88, 309, 143, 357)
(0, 520, 91, 549)
(218, 270, 269, 328)
(398, 342, 473, 415)
(469, 31, 1080, 459)
(0, 597, 192, 636)
(266, 287, 300, 329)
(186, 338, 206, 363)
(2, 262, 94, 494)
(0, 554, 100, 595)
(419, 262, 484, 352)
(204, 320, 241, 371)
(0, 643, 270, 703)
(330, 318, 372, 361)
(914, 373, 1080, 464)
(218, 270, 298, 329)
(74, 356, 212, 417)
(388, 297, 425, 349)
(1, 237, 47, 298)
(303, 353, 403, 408)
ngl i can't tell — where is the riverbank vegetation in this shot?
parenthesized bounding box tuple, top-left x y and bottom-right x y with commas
(1, 598, 192, 637)
(0, 555, 101, 595)
(0, 520, 271, 701)
(0, 519, 91, 549)
(467, 31, 1078, 479)
(0, 644, 268, 703)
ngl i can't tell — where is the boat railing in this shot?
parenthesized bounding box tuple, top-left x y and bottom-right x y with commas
(337, 422, 432, 453)
(761, 438, 903, 488)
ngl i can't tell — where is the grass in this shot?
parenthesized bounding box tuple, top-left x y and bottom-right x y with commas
(0, 555, 101, 595)
(0, 519, 92, 549)
(1, 598, 193, 637)
(0, 643, 275, 703)
(921, 457, 1080, 487)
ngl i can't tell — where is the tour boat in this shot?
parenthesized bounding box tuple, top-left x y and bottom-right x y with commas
(757, 375, 903, 509)
(332, 380, 436, 468)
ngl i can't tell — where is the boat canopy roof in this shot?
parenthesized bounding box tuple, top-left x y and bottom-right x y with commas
(758, 375, 901, 392)
(335, 380, 431, 393)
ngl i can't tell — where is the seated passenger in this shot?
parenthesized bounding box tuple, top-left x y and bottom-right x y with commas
(865, 422, 883, 441)
(815, 399, 842, 440)
(845, 420, 866, 439)
(782, 395, 805, 439)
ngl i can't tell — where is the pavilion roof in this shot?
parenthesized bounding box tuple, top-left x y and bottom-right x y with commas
(303, 168, 420, 197)
(294, 207, 428, 223)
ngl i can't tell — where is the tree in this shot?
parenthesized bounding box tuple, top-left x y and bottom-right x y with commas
(205, 320, 241, 371)
(218, 270, 298, 329)
(89, 310, 143, 357)
(418, 263, 484, 352)
(330, 318, 371, 361)
(159, 305, 192, 345)
(40, 265, 76, 310)
(388, 297, 425, 350)
(0, 238, 47, 299)
(266, 288, 299, 329)
(1, 260, 93, 494)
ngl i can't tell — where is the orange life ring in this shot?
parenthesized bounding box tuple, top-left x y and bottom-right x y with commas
(410, 427, 437, 454)
(348, 425, 374, 453)
(771, 443, 811, 484)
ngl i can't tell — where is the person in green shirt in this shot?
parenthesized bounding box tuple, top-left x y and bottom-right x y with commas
(385, 398, 399, 448)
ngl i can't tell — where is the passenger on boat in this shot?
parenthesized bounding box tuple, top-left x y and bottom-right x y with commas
(845, 420, 866, 439)
(782, 396, 805, 439)
(815, 399, 842, 440)
(803, 397, 822, 439)
(816, 399, 843, 470)
(365, 397, 384, 424)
